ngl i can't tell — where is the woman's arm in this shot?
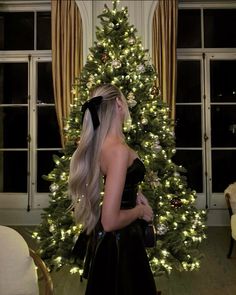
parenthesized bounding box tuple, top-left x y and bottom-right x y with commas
(101, 144, 152, 232)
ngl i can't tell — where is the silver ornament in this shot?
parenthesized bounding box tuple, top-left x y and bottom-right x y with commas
(108, 22, 114, 28)
(141, 118, 148, 125)
(174, 172, 180, 177)
(128, 37, 135, 45)
(127, 99, 137, 108)
(152, 142, 162, 152)
(49, 224, 55, 233)
(156, 224, 168, 236)
(111, 59, 122, 69)
(50, 183, 59, 193)
(136, 64, 145, 73)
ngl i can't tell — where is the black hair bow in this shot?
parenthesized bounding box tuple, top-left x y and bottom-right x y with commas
(81, 96, 103, 130)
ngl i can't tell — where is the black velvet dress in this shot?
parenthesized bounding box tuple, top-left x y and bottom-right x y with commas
(85, 158, 156, 295)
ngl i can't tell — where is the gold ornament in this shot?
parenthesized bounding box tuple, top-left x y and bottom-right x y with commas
(127, 92, 137, 108)
(151, 86, 158, 95)
(101, 53, 109, 63)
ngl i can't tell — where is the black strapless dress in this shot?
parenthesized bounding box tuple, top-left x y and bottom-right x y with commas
(85, 158, 156, 295)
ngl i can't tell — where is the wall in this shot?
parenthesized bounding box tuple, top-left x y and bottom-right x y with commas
(75, 0, 157, 63)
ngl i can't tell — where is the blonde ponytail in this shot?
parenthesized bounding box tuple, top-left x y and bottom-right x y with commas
(69, 84, 128, 234)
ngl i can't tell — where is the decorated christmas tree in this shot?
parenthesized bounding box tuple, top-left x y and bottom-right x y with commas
(33, 0, 206, 277)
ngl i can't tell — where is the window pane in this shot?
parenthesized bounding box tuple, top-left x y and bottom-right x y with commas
(177, 60, 201, 103)
(177, 9, 201, 48)
(0, 106, 28, 148)
(211, 105, 236, 148)
(212, 150, 236, 192)
(0, 12, 34, 50)
(204, 9, 236, 48)
(37, 12, 51, 50)
(210, 60, 236, 103)
(175, 105, 202, 147)
(0, 63, 28, 104)
(173, 150, 203, 193)
(37, 150, 61, 192)
(0, 151, 27, 192)
(37, 106, 61, 148)
(37, 62, 54, 103)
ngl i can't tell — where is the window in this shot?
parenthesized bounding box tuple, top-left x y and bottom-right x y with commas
(174, 59, 203, 193)
(0, 62, 28, 192)
(0, 11, 51, 50)
(0, 6, 61, 210)
(177, 9, 201, 48)
(210, 59, 236, 192)
(177, 5, 236, 210)
(204, 9, 236, 48)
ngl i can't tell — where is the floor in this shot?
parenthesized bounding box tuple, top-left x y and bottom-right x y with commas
(13, 226, 236, 295)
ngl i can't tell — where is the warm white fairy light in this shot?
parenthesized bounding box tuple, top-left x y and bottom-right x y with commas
(162, 249, 169, 257)
(70, 267, 80, 274)
(55, 256, 62, 263)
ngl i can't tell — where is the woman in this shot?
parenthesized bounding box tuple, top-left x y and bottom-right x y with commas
(69, 84, 156, 294)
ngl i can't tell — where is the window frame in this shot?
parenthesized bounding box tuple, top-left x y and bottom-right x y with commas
(176, 54, 206, 206)
(177, 1, 236, 213)
(0, 1, 54, 211)
(205, 52, 236, 208)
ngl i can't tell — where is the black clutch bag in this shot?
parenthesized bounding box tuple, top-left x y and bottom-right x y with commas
(144, 223, 156, 248)
(139, 220, 156, 248)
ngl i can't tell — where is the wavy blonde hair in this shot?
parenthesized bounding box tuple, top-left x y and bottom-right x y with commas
(69, 84, 129, 234)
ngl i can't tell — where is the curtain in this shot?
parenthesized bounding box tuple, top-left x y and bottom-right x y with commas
(51, 0, 83, 146)
(152, 0, 178, 120)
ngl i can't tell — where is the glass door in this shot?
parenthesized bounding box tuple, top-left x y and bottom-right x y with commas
(31, 57, 61, 197)
(175, 57, 205, 197)
(0, 60, 29, 196)
(0, 56, 61, 210)
(205, 53, 236, 208)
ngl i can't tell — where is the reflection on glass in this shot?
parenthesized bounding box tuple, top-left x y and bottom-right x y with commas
(177, 60, 201, 103)
(173, 150, 203, 193)
(212, 150, 236, 192)
(175, 105, 202, 147)
(0, 63, 28, 104)
(0, 12, 34, 50)
(211, 105, 236, 148)
(210, 60, 236, 103)
(37, 150, 61, 192)
(37, 62, 54, 103)
(0, 151, 27, 192)
(37, 106, 61, 148)
(204, 9, 236, 48)
(177, 9, 201, 48)
(0, 107, 27, 148)
(37, 12, 51, 50)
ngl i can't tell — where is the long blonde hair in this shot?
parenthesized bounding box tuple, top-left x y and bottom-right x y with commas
(69, 84, 128, 234)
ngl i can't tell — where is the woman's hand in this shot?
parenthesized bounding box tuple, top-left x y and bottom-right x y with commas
(136, 203, 153, 223)
(136, 191, 153, 222)
(136, 190, 149, 206)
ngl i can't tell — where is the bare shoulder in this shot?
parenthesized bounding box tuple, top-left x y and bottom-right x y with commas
(100, 140, 129, 175)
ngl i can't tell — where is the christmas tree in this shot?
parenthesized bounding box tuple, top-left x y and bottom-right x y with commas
(33, 0, 206, 277)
